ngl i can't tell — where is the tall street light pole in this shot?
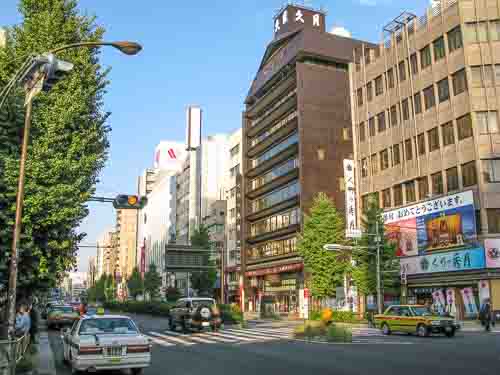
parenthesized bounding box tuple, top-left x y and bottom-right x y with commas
(3, 40, 142, 343)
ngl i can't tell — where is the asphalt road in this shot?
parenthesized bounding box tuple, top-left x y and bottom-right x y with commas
(46, 316, 500, 375)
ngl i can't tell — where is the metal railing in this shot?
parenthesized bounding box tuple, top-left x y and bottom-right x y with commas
(0, 333, 31, 373)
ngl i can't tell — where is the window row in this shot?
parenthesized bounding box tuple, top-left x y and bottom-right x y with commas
(250, 207, 301, 237)
(251, 110, 298, 147)
(358, 69, 467, 141)
(251, 133, 298, 168)
(368, 162, 477, 209)
(464, 20, 500, 44)
(471, 64, 500, 88)
(360, 114, 473, 177)
(250, 88, 297, 127)
(251, 158, 298, 190)
(230, 164, 241, 177)
(230, 144, 240, 158)
(247, 237, 297, 261)
(356, 27, 462, 107)
(250, 181, 300, 213)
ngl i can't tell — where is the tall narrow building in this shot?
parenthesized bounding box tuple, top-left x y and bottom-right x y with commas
(242, 4, 369, 315)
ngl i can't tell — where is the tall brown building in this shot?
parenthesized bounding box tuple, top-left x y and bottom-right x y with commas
(351, 0, 500, 316)
(241, 4, 370, 315)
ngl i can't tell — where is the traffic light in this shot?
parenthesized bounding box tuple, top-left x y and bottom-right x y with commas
(113, 194, 148, 209)
(40, 53, 74, 92)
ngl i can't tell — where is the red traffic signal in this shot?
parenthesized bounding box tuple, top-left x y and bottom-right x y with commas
(113, 195, 148, 209)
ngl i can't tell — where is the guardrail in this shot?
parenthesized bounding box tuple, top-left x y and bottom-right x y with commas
(0, 333, 31, 374)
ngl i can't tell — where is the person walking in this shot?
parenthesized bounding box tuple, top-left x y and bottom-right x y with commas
(29, 297, 40, 343)
(479, 298, 493, 332)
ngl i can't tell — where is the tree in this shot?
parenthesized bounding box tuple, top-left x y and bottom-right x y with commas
(144, 264, 162, 300)
(0, 0, 110, 295)
(189, 225, 216, 296)
(191, 225, 211, 248)
(127, 267, 143, 301)
(350, 195, 399, 300)
(297, 193, 349, 299)
(104, 274, 116, 302)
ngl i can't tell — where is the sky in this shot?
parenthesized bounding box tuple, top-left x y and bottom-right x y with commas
(0, 0, 431, 272)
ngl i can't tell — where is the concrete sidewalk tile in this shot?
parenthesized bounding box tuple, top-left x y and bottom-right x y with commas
(35, 333, 56, 375)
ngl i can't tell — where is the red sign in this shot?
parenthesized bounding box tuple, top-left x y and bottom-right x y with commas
(304, 288, 310, 299)
(245, 262, 303, 277)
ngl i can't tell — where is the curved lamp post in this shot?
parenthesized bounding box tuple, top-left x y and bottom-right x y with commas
(4, 40, 142, 346)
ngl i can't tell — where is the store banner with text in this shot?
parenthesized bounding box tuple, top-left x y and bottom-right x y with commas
(400, 247, 485, 275)
(384, 191, 477, 257)
(485, 239, 500, 268)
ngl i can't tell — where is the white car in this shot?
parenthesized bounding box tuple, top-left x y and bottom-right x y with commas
(61, 314, 151, 374)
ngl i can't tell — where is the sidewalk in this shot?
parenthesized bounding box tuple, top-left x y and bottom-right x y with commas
(458, 320, 500, 332)
(15, 322, 56, 375)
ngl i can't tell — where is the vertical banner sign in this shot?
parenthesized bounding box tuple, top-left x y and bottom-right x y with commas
(302, 288, 310, 320)
(478, 280, 490, 303)
(460, 287, 478, 317)
(343, 160, 357, 238)
(299, 288, 304, 319)
(140, 243, 146, 278)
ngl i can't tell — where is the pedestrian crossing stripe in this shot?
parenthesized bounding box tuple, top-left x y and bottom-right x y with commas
(246, 328, 294, 337)
(149, 332, 196, 346)
(227, 328, 292, 339)
(147, 336, 175, 347)
(222, 329, 286, 340)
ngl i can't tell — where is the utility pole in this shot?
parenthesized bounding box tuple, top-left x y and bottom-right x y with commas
(375, 221, 383, 314)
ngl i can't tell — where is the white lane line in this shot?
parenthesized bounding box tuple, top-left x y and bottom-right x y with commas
(242, 329, 293, 338)
(149, 332, 196, 346)
(248, 328, 294, 336)
(178, 335, 219, 344)
(223, 329, 283, 340)
(145, 335, 175, 347)
(195, 332, 238, 343)
(208, 331, 259, 342)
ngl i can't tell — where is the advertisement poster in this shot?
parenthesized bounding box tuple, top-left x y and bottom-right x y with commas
(460, 287, 478, 317)
(445, 288, 457, 316)
(400, 247, 485, 275)
(343, 159, 358, 237)
(485, 239, 500, 268)
(384, 191, 477, 256)
(432, 289, 446, 314)
(478, 280, 490, 303)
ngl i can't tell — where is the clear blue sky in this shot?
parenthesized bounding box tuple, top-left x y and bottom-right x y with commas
(1, 0, 430, 271)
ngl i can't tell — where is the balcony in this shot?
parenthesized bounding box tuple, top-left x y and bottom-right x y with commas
(247, 168, 299, 200)
(247, 93, 297, 139)
(246, 143, 298, 180)
(247, 117, 298, 159)
(246, 195, 299, 222)
(246, 74, 296, 117)
(247, 223, 300, 244)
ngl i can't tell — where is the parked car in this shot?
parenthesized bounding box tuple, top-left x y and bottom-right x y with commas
(374, 305, 460, 337)
(169, 297, 222, 332)
(47, 305, 80, 329)
(61, 314, 151, 374)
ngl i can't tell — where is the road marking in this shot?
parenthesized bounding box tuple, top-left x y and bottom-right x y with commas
(149, 332, 196, 346)
(235, 328, 292, 339)
(223, 329, 283, 340)
(248, 328, 294, 336)
(208, 331, 259, 342)
(194, 332, 238, 343)
(177, 334, 219, 344)
(146, 335, 175, 347)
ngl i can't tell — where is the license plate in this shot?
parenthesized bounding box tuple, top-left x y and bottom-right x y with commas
(109, 358, 122, 364)
(202, 322, 210, 327)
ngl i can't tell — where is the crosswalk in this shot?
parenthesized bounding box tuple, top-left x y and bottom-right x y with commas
(146, 326, 295, 348)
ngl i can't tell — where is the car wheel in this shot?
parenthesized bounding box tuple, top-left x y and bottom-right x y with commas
(182, 319, 190, 333)
(445, 329, 456, 338)
(417, 324, 430, 337)
(131, 369, 143, 375)
(382, 323, 391, 335)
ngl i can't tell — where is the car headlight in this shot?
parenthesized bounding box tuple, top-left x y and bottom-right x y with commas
(431, 321, 442, 326)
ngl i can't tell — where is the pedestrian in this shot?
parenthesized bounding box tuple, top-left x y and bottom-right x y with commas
(15, 302, 30, 336)
(79, 301, 88, 316)
(29, 297, 40, 343)
(479, 298, 493, 332)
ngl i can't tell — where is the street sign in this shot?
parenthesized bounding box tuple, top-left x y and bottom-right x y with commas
(345, 229, 362, 239)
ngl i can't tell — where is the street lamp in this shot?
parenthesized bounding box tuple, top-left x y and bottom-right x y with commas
(323, 228, 383, 314)
(3, 40, 142, 343)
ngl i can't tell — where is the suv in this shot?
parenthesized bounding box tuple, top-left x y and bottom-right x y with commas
(169, 298, 222, 333)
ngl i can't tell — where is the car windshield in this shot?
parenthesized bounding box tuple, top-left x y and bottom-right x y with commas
(52, 306, 74, 313)
(79, 318, 138, 335)
(191, 300, 215, 308)
(412, 307, 433, 316)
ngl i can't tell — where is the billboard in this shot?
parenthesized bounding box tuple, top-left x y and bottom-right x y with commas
(186, 106, 202, 150)
(384, 191, 477, 257)
(485, 239, 500, 268)
(154, 141, 186, 171)
(343, 159, 358, 238)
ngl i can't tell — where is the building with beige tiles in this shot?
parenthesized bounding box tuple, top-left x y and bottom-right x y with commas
(350, 0, 500, 317)
(116, 209, 138, 280)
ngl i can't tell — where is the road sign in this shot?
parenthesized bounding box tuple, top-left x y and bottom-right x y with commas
(346, 229, 362, 239)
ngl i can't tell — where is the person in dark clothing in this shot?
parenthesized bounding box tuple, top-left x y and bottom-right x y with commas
(480, 298, 493, 332)
(29, 298, 40, 343)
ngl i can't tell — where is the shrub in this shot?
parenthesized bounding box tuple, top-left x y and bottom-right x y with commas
(326, 324, 352, 343)
(310, 310, 322, 321)
(103, 301, 173, 317)
(331, 311, 357, 323)
(293, 320, 327, 339)
(321, 308, 333, 324)
(219, 303, 244, 324)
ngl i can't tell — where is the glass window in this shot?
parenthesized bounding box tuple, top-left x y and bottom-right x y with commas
(457, 114, 473, 140)
(343, 127, 353, 141)
(477, 21, 488, 42)
(392, 144, 401, 165)
(433, 37, 446, 61)
(399, 60, 407, 81)
(410, 53, 418, 75)
(387, 68, 395, 88)
(446, 167, 459, 191)
(394, 184, 403, 206)
(442, 122, 455, 146)
(371, 154, 378, 175)
(375, 75, 384, 96)
(251, 158, 298, 189)
(251, 182, 300, 212)
(377, 111, 386, 132)
(484, 65, 495, 87)
(380, 149, 390, 170)
(414, 92, 422, 114)
(390, 105, 399, 126)
(490, 20, 500, 41)
(495, 65, 500, 84)
(361, 158, 368, 178)
(432, 172, 444, 195)
(382, 188, 391, 208)
(402, 98, 410, 121)
(418, 177, 429, 200)
(448, 26, 463, 52)
(357, 88, 363, 106)
(230, 144, 240, 158)
(477, 111, 499, 134)
(471, 66, 483, 87)
(462, 161, 477, 187)
(369, 117, 375, 137)
(483, 159, 500, 183)
(420, 45, 432, 70)
(452, 69, 468, 96)
(405, 139, 413, 161)
(423, 85, 436, 110)
(417, 133, 426, 155)
(367, 82, 373, 102)
(405, 181, 416, 203)
(488, 209, 500, 233)
(437, 78, 450, 103)
(251, 133, 298, 168)
(464, 22, 477, 43)
(428, 127, 440, 152)
(359, 122, 366, 142)
(79, 318, 138, 335)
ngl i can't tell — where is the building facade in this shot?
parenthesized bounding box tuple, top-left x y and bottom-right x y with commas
(242, 4, 367, 315)
(350, 0, 500, 317)
(96, 230, 118, 279)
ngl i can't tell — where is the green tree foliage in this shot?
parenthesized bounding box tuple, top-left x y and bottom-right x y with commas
(189, 225, 216, 296)
(190, 225, 211, 248)
(104, 274, 115, 302)
(127, 267, 143, 301)
(144, 264, 162, 300)
(0, 0, 110, 296)
(350, 195, 399, 297)
(297, 193, 349, 299)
